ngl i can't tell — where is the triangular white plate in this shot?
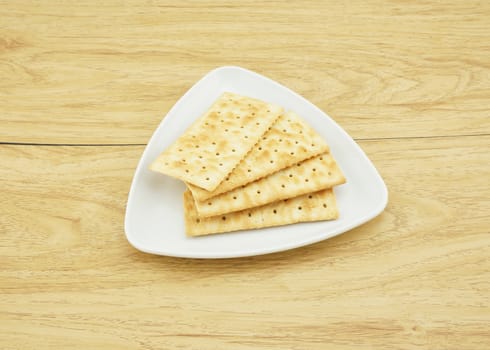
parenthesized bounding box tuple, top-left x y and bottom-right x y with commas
(125, 66, 388, 258)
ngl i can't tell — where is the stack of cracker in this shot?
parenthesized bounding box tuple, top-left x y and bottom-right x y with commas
(150, 92, 346, 236)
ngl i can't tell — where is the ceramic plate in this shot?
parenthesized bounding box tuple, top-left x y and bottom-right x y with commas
(125, 66, 388, 258)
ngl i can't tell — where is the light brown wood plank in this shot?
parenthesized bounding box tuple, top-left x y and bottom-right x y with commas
(1, 136, 489, 349)
(1, 1, 489, 144)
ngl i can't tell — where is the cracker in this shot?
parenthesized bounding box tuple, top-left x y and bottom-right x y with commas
(184, 188, 339, 236)
(187, 111, 329, 201)
(150, 92, 283, 191)
(194, 152, 345, 218)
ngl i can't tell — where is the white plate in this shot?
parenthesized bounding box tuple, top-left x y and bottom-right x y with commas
(125, 66, 388, 259)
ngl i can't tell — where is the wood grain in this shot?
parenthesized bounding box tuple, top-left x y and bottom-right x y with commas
(1, 1, 489, 349)
(1, 137, 489, 349)
(1, 0, 489, 144)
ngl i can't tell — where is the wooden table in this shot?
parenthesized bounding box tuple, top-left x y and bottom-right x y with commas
(1, 1, 489, 349)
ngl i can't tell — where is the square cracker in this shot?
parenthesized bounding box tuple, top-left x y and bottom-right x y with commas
(184, 188, 339, 236)
(150, 92, 282, 191)
(187, 111, 329, 201)
(194, 152, 345, 218)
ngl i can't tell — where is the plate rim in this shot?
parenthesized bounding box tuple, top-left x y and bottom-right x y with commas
(124, 65, 388, 259)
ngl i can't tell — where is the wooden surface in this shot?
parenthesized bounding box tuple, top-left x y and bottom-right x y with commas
(2, 0, 490, 143)
(1, 1, 489, 349)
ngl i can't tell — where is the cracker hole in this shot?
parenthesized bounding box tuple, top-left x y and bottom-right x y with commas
(258, 147, 262, 150)
(257, 190, 261, 194)
(256, 122, 260, 126)
(297, 163, 301, 167)
(323, 203, 327, 208)
(273, 209, 277, 214)
(267, 109, 270, 112)
(308, 195, 313, 199)
(289, 174, 293, 178)
(208, 202, 212, 206)
(196, 219, 200, 223)
(233, 196, 237, 200)
(247, 169, 251, 172)
(311, 143, 315, 147)
(185, 169, 189, 173)
(279, 139, 283, 142)
(295, 141, 299, 144)
(313, 168, 316, 172)
(244, 135, 248, 138)
(198, 155, 203, 159)
(165, 162, 169, 166)
(284, 199, 288, 202)
(218, 111, 221, 114)
(281, 184, 285, 188)
(270, 160, 274, 164)
(252, 112, 256, 116)
(283, 129, 287, 132)
(202, 166, 206, 169)
(205, 122, 209, 125)
(290, 152, 294, 155)
(178, 149, 183, 152)
(195, 145, 199, 148)
(225, 129, 229, 132)
(274, 149, 278, 152)
(240, 126, 244, 129)
(226, 177, 229, 181)
(212, 142, 216, 145)
(236, 116, 240, 119)
(232, 149, 235, 152)
(248, 212, 252, 217)
(222, 216, 226, 221)
(299, 130, 303, 134)
(298, 206, 302, 210)
(320, 157, 323, 160)
(305, 179, 309, 182)
(206, 177, 210, 180)
(216, 152, 220, 156)
(219, 163, 223, 166)
(221, 119, 224, 123)
(328, 171, 332, 176)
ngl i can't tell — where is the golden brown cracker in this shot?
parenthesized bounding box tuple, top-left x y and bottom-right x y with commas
(150, 92, 282, 191)
(194, 152, 345, 218)
(184, 188, 339, 236)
